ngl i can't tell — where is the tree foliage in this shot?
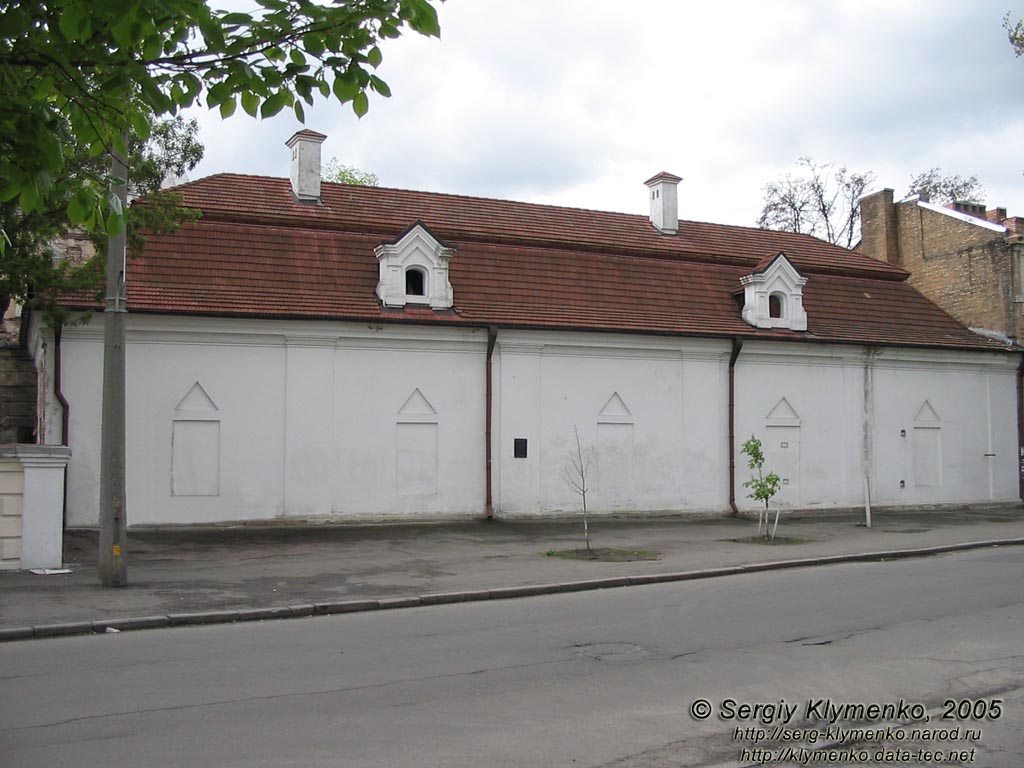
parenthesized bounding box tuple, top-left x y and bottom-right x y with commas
(322, 156, 380, 186)
(907, 168, 984, 204)
(0, 116, 204, 324)
(0, 0, 441, 245)
(741, 435, 782, 540)
(756, 157, 875, 249)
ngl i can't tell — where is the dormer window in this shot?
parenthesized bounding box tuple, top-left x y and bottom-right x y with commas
(375, 222, 455, 309)
(740, 252, 808, 331)
(405, 267, 426, 297)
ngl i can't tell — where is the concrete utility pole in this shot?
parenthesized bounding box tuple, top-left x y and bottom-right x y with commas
(98, 150, 128, 587)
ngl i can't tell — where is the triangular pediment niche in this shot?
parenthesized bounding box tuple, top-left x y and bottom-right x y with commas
(914, 400, 941, 423)
(398, 388, 437, 416)
(175, 382, 218, 413)
(599, 392, 632, 419)
(739, 252, 809, 331)
(375, 222, 455, 310)
(765, 396, 801, 426)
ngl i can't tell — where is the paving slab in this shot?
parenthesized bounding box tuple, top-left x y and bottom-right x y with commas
(1, 506, 1022, 639)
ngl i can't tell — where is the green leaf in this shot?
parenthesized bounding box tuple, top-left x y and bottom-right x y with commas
(408, 1, 441, 36)
(241, 91, 260, 117)
(304, 34, 325, 57)
(219, 96, 237, 118)
(142, 35, 163, 61)
(260, 91, 290, 118)
(332, 77, 358, 103)
(128, 110, 152, 141)
(220, 12, 253, 25)
(369, 75, 391, 97)
(58, 4, 88, 40)
(293, 101, 305, 123)
(68, 194, 88, 225)
(352, 91, 369, 117)
(19, 183, 40, 214)
(367, 46, 383, 68)
(106, 208, 126, 237)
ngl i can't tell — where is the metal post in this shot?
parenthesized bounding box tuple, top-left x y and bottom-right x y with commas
(98, 149, 128, 587)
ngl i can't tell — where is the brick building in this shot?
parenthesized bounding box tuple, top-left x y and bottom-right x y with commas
(859, 189, 1024, 342)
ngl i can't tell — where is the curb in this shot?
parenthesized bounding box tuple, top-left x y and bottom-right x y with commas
(3, 537, 1022, 642)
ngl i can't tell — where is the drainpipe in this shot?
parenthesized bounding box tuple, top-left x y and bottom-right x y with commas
(54, 323, 70, 529)
(1017, 355, 1024, 501)
(54, 324, 70, 447)
(728, 338, 743, 515)
(862, 347, 877, 528)
(485, 326, 497, 519)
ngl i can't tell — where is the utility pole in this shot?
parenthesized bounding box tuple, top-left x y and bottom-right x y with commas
(98, 149, 128, 587)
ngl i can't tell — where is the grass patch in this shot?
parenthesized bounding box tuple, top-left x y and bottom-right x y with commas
(545, 547, 662, 562)
(724, 536, 815, 546)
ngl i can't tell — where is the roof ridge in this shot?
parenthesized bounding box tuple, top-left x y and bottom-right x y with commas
(181, 173, 885, 253)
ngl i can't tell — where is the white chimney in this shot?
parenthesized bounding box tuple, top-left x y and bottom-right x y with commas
(286, 129, 327, 203)
(644, 171, 682, 234)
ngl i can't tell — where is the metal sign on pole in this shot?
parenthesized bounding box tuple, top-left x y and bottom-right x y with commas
(98, 149, 128, 587)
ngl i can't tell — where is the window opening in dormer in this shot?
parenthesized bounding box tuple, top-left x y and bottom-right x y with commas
(405, 267, 426, 297)
(769, 293, 785, 319)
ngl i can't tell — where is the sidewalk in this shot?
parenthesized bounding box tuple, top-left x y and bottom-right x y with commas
(2, 505, 1023, 640)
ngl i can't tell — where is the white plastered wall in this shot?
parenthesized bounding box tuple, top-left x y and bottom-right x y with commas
(733, 342, 1020, 511)
(56, 316, 487, 525)
(494, 331, 730, 516)
(50, 316, 1021, 525)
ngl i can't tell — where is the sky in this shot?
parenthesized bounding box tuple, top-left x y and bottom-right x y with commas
(184, 0, 1024, 228)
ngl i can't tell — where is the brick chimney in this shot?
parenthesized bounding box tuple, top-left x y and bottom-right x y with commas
(858, 188, 900, 266)
(644, 172, 681, 234)
(949, 201, 986, 219)
(986, 207, 1008, 225)
(286, 129, 327, 203)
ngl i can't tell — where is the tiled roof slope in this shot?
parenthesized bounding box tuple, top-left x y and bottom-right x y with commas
(171, 175, 907, 279)
(75, 175, 1006, 351)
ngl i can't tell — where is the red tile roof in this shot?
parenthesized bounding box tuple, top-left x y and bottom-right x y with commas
(69, 174, 1007, 352)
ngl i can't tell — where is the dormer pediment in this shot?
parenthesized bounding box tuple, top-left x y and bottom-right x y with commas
(739, 252, 808, 331)
(375, 222, 455, 309)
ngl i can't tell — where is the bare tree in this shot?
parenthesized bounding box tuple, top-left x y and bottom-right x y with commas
(757, 157, 875, 249)
(563, 425, 592, 552)
(907, 168, 985, 204)
(1006, 13, 1024, 56)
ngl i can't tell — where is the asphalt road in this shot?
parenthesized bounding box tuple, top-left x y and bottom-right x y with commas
(2, 548, 1023, 767)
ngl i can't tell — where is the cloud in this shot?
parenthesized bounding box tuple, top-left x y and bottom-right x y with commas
(185, 0, 1024, 226)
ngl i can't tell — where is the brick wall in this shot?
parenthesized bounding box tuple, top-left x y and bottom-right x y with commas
(898, 205, 1019, 337)
(859, 191, 1022, 339)
(0, 347, 37, 443)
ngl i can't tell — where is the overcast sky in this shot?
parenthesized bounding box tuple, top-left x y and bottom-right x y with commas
(185, 0, 1024, 228)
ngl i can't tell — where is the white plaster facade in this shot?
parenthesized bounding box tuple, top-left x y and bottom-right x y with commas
(0, 444, 71, 568)
(39, 314, 1021, 527)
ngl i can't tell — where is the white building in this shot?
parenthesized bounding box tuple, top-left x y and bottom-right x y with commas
(31, 131, 1023, 526)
